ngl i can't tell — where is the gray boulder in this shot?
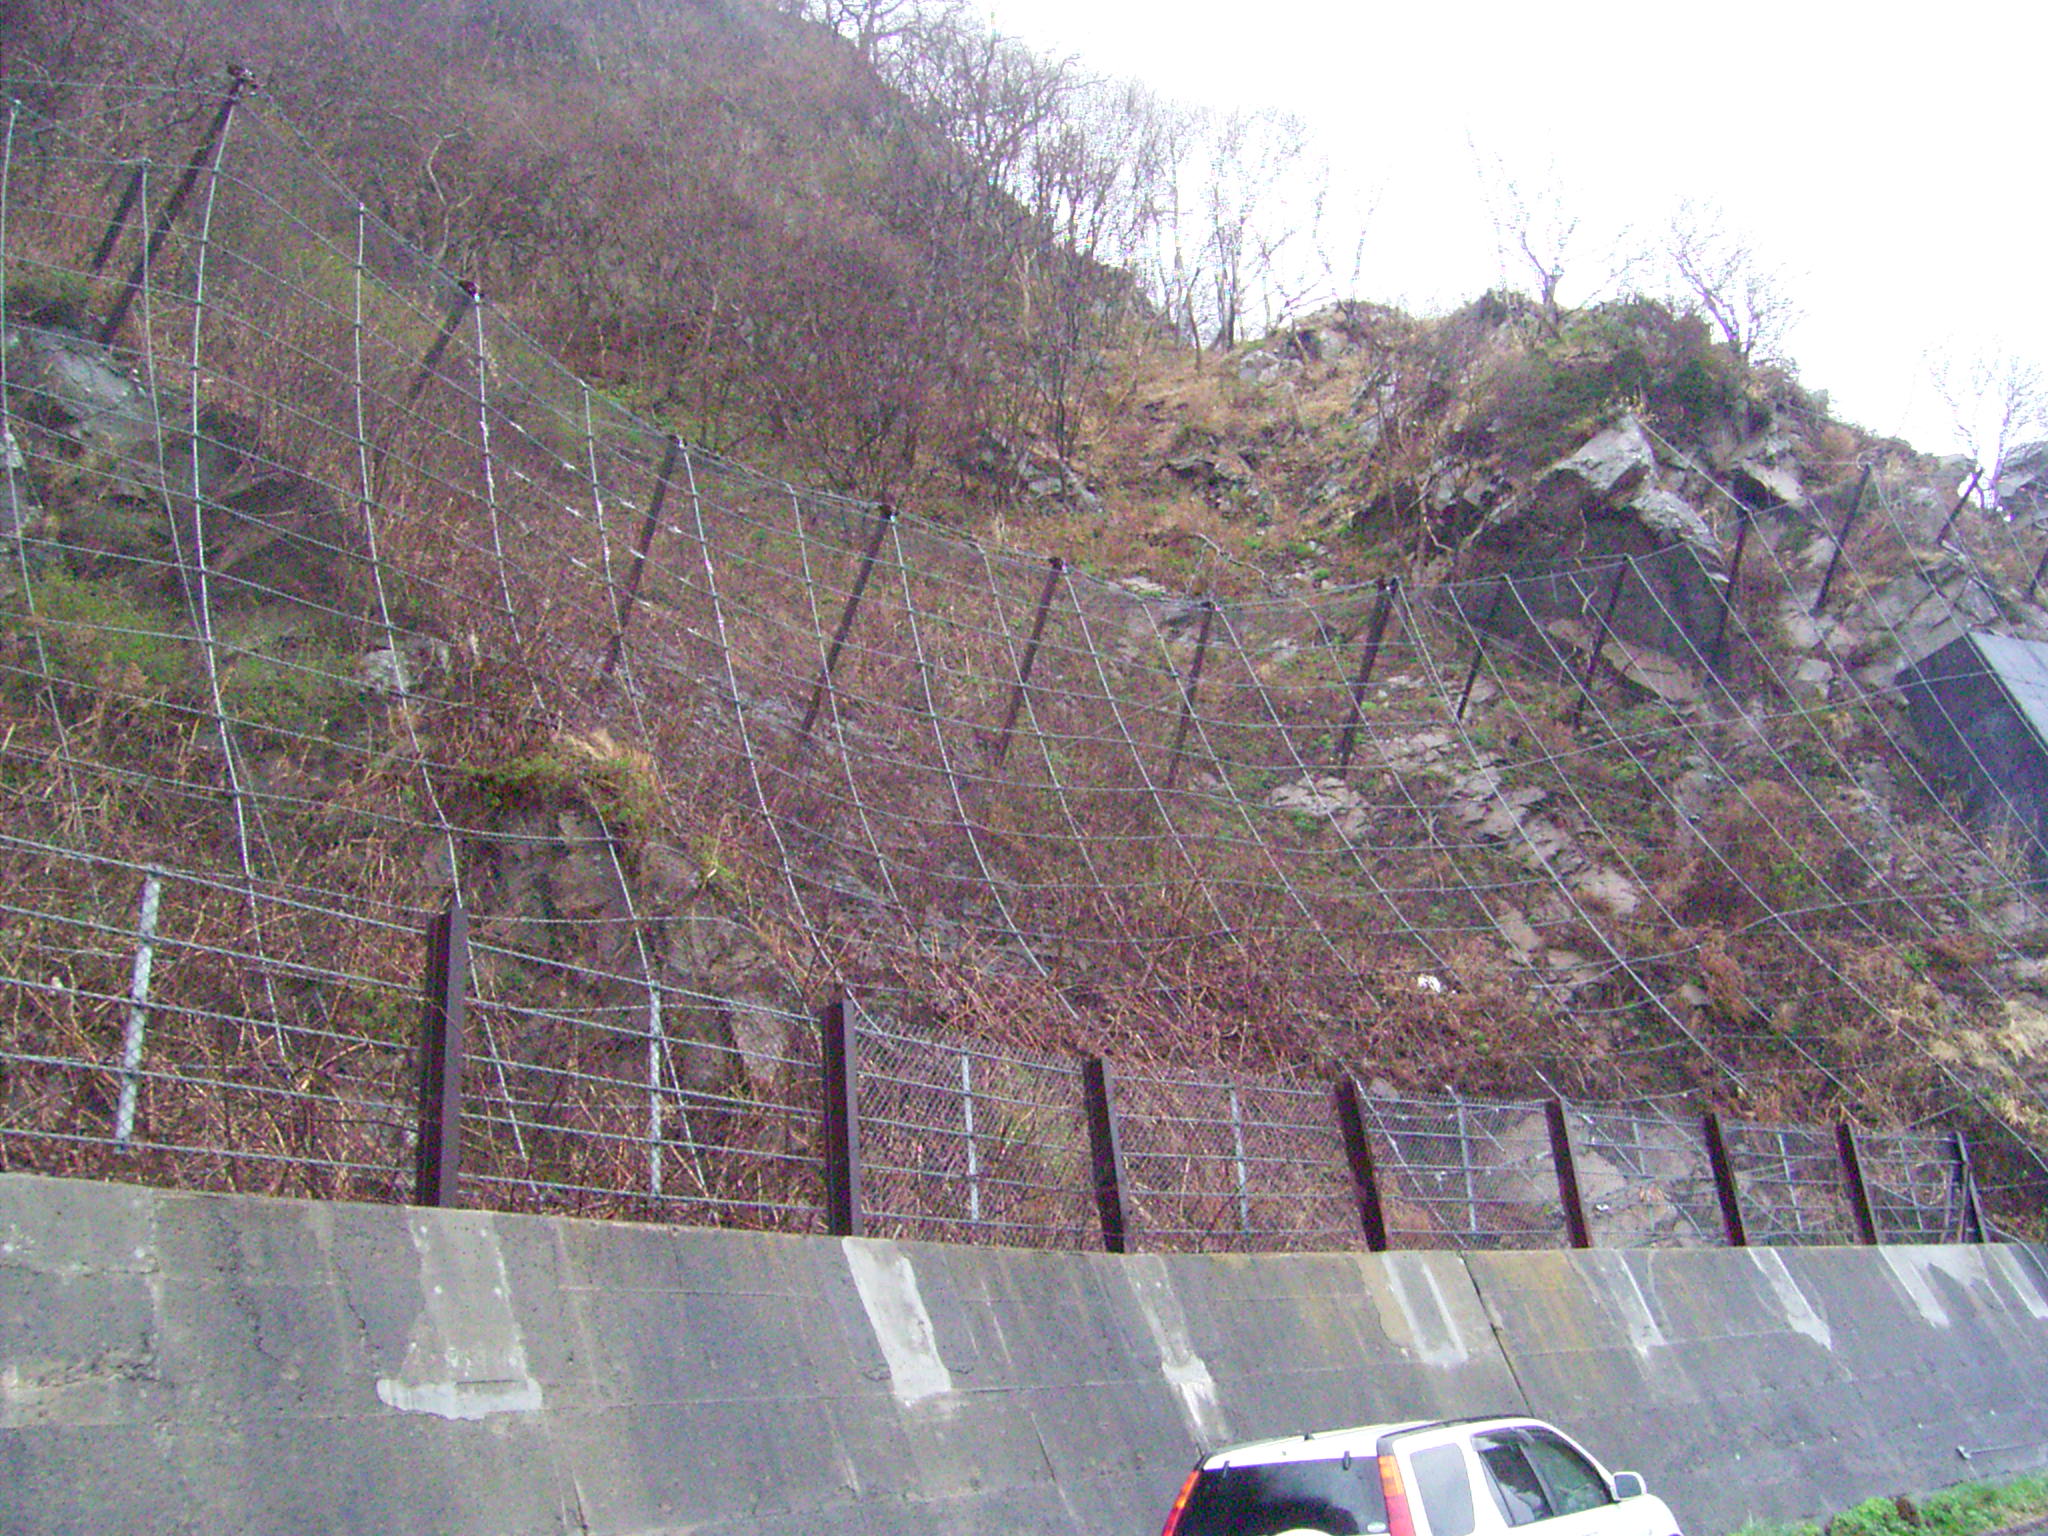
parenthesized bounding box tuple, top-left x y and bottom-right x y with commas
(4, 322, 339, 606)
(3, 320, 157, 455)
(1, 423, 38, 540)
(1460, 415, 1727, 677)
(1538, 417, 1657, 507)
(1996, 440, 2048, 520)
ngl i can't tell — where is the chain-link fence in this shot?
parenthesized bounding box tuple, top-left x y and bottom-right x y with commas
(853, 1018, 1095, 1248)
(1351, 1092, 1575, 1250)
(1111, 1064, 1359, 1253)
(1857, 1126, 1983, 1245)
(1562, 1102, 1728, 1248)
(1722, 1120, 1860, 1246)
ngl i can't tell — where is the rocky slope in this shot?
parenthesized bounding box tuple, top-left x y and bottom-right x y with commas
(5, 22, 2048, 1218)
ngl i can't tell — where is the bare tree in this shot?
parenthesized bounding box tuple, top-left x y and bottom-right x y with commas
(1663, 200, 1799, 363)
(1142, 107, 1307, 351)
(1928, 346, 2048, 509)
(1471, 147, 1580, 331)
(776, 0, 950, 61)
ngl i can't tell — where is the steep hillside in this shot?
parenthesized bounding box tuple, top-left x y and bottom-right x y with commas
(3, 14, 2047, 1229)
(5, 0, 1146, 493)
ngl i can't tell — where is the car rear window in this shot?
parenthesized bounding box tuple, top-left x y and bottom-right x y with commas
(1178, 1456, 1392, 1536)
(1410, 1444, 1476, 1536)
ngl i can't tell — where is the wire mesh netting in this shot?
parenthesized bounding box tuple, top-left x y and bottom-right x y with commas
(1856, 1127, 1980, 1245)
(0, 77, 2038, 1244)
(1565, 1103, 1726, 1248)
(1723, 1120, 1859, 1246)
(1355, 1092, 1574, 1251)
(1112, 1064, 1359, 1252)
(853, 1017, 1095, 1247)
(457, 954, 826, 1230)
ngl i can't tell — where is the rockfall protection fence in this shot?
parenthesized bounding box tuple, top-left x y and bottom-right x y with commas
(2, 881, 1992, 1250)
(2, 75, 2046, 1242)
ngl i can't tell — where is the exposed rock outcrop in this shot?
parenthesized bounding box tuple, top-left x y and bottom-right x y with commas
(4, 318, 342, 608)
(1459, 416, 1726, 684)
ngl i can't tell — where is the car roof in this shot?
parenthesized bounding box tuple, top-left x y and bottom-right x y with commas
(1199, 1416, 1538, 1469)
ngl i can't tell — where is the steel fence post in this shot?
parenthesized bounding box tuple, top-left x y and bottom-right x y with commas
(1933, 469, 1981, 547)
(1082, 1056, 1132, 1253)
(100, 66, 253, 344)
(89, 159, 149, 276)
(601, 432, 682, 680)
(990, 556, 1063, 768)
(412, 900, 468, 1208)
(1334, 1077, 1391, 1252)
(1163, 599, 1216, 790)
(1835, 1122, 1881, 1246)
(1455, 578, 1509, 721)
(1334, 577, 1398, 776)
(401, 281, 482, 409)
(1952, 1131, 1988, 1244)
(1811, 463, 1871, 615)
(1545, 1098, 1592, 1249)
(821, 997, 864, 1237)
(1711, 505, 1751, 674)
(1568, 563, 1629, 726)
(1702, 1112, 1748, 1247)
(799, 503, 894, 744)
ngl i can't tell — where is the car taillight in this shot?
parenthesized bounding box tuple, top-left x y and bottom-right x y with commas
(1379, 1453, 1417, 1536)
(1157, 1466, 1201, 1536)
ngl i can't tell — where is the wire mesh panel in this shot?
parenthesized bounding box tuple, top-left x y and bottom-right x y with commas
(854, 1021, 1095, 1248)
(1724, 1120, 1856, 1245)
(1358, 1093, 1571, 1250)
(1564, 1104, 1725, 1248)
(456, 950, 825, 1232)
(1113, 1065, 1361, 1253)
(1856, 1128, 1974, 1244)
(0, 859, 417, 1204)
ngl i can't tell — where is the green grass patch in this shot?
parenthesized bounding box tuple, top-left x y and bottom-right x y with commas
(1725, 1474, 2048, 1536)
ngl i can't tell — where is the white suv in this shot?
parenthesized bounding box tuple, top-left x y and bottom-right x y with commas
(1155, 1415, 1683, 1536)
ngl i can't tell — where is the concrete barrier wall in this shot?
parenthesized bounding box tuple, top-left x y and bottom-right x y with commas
(3, 1173, 2045, 1536)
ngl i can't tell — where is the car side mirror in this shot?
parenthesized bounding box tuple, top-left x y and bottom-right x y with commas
(1611, 1472, 1646, 1500)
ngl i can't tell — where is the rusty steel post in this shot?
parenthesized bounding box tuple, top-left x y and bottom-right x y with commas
(1711, 506, 1752, 675)
(412, 900, 468, 1208)
(2026, 543, 2048, 607)
(600, 433, 683, 680)
(402, 281, 482, 409)
(820, 997, 864, 1237)
(1934, 469, 1982, 546)
(989, 556, 1064, 768)
(1702, 1112, 1749, 1248)
(1546, 1098, 1592, 1249)
(1455, 578, 1509, 722)
(1334, 577, 1398, 776)
(89, 160, 149, 276)
(101, 67, 254, 344)
(1082, 1056, 1132, 1253)
(1163, 598, 1216, 790)
(1952, 1131, 1988, 1244)
(1334, 1077, 1391, 1252)
(1836, 1122, 1881, 1247)
(1811, 463, 1871, 616)
(1570, 562, 1630, 726)
(798, 502, 895, 744)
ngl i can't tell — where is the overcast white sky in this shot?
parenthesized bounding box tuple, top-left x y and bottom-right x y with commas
(978, 0, 2044, 461)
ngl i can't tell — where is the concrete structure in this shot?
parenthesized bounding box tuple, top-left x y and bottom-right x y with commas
(3, 1172, 2047, 1535)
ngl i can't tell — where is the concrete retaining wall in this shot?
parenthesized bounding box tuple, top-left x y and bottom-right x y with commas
(3, 1173, 2045, 1536)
